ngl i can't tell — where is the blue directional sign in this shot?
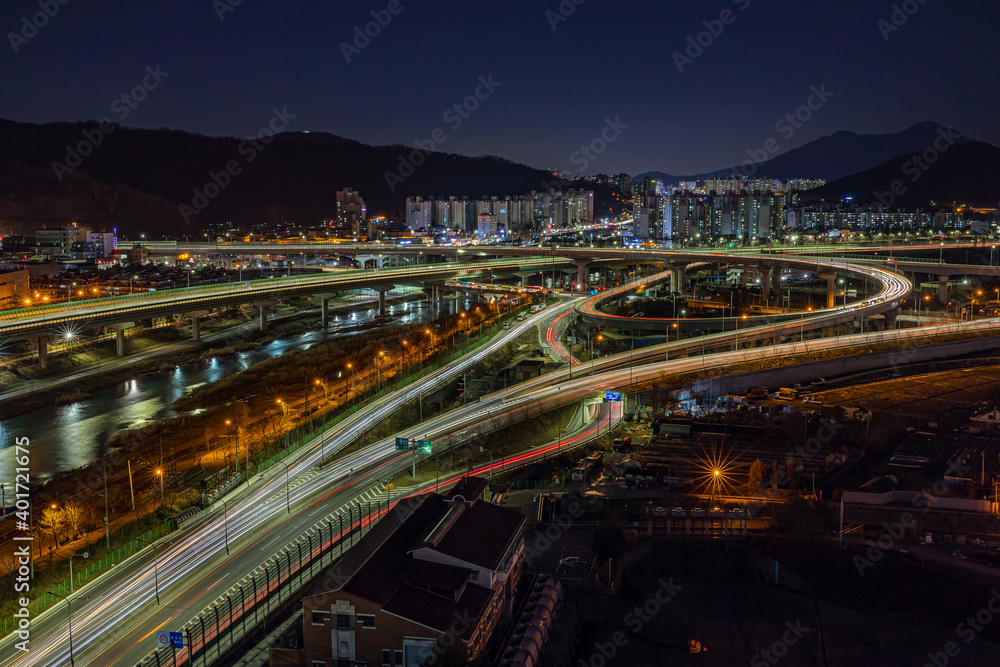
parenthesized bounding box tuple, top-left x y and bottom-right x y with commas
(605, 391, 622, 402)
(395, 437, 410, 452)
(417, 439, 432, 454)
(590, 289, 599, 296)
(169, 632, 184, 648)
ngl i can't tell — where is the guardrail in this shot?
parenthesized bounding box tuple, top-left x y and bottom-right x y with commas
(0, 258, 558, 337)
(1, 518, 178, 638)
(132, 490, 389, 667)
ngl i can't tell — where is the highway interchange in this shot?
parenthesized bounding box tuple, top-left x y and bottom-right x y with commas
(0, 247, 958, 667)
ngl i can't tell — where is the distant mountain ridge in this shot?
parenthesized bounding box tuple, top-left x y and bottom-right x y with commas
(801, 141, 1000, 209)
(634, 122, 979, 184)
(0, 119, 617, 236)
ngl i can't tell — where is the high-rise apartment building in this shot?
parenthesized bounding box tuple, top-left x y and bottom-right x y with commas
(336, 188, 367, 234)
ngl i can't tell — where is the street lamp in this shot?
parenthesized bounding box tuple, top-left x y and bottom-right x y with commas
(51, 593, 89, 667)
(69, 551, 89, 593)
(346, 363, 356, 408)
(155, 469, 164, 505)
(591, 334, 603, 363)
(735, 314, 747, 351)
(480, 446, 493, 479)
(282, 462, 291, 514)
(276, 399, 290, 449)
(138, 536, 160, 605)
(220, 499, 231, 555)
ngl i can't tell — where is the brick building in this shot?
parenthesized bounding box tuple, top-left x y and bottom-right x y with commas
(271, 479, 525, 667)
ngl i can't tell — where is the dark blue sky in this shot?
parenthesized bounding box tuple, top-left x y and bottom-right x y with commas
(2, 0, 997, 176)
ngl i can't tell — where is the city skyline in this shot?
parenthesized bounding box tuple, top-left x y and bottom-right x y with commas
(1, 0, 998, 176)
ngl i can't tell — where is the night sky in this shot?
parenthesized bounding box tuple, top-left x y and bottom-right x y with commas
(2, 0, 997, 176)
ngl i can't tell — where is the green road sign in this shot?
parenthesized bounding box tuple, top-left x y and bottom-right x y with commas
(395, 437, 409, 452)
(417, 440, 432, 454)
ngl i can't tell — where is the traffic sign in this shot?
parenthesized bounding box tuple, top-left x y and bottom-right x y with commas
(605, 391, 622, 402)
(169, 632, 184, 648)
(156, 632, 170, 648)
(417, 439, 432, 454)
(395, 437, 409, 452)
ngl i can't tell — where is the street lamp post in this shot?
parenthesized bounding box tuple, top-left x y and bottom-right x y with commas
(156, 469, 164, 505)
(221, 499, 231, 555)
(283, 462, 291, 514)
(315, 379, 329, 459)
(346, 363, 356, 408)
(276, 399, 290, 449)
(69, 551, 89, 593)
(480, 446, 493, 479)
(51, 593, 89, 667)
(138, 537, 160, 605)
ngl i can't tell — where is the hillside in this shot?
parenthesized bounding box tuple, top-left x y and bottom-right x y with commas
(801, 141, 1000, 209)
(0, 120, 618, 236)
(636, 122, 978, 185)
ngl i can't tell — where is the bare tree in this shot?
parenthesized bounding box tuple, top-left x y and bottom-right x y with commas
(38, 506, 65, 548)
(62, 501, 86, 539)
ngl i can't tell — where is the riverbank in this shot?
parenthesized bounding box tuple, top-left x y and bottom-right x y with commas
(0, 291, 426, 421)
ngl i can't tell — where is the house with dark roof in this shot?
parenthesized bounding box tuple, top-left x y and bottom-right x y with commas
(271, 480, 526, 667)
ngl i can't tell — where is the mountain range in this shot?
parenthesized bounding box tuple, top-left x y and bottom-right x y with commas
(0, 119, 616, 236)
(0, 119, 996, 237)
(634, 122, 980, 183)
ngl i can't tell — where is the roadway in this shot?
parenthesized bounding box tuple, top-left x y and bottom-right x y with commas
(0, 299, 579, 667)
(0, 258, 565, 342)
(0, 259, 915, 667)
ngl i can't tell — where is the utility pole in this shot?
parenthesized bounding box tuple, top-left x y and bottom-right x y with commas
(103, 465, 110, 550)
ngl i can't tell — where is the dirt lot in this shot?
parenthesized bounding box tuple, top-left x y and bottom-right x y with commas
(815, 365, 1000, 417)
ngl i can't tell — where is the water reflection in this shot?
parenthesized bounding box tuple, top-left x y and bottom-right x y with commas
(0, 296, 474, 490)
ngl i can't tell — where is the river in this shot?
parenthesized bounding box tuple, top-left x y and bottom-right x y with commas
(0, 294, 475, 492)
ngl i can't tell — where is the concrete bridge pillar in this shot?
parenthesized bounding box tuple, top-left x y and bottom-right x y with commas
(115, 324, 128, 357)
(938, 275, 949, 304)
(820, 273, 837, 309)
(259, 306, 269, 332)
(761, 268, 772, 305)
(884, 307, 900, 329)
(573, 260, 590, 293)
(515, 271, 536, 287)
(378, 289, 387, 317)
(37, 336, 49, 369)
(185, 310, 209, 341)
(321, 297, 330, 327)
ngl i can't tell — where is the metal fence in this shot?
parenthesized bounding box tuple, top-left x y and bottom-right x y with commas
(133, 492, 389, 667)
(1, 518, 177, 637)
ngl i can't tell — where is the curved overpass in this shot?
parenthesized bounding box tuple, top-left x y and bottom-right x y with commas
(576, 257, 908, 333)
(0, 258, 561, 342)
